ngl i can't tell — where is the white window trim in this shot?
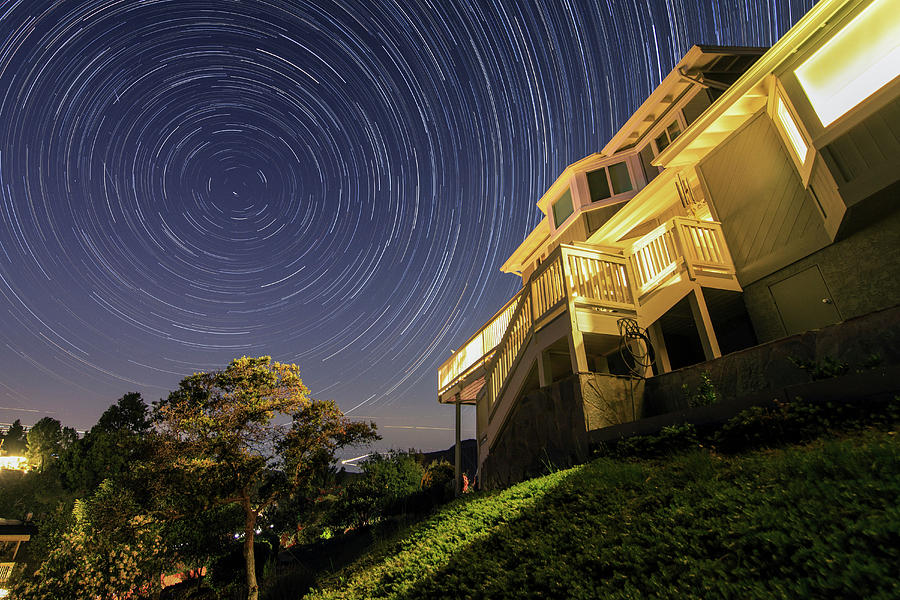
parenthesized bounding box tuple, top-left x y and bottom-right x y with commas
(768, 79, 815, 185)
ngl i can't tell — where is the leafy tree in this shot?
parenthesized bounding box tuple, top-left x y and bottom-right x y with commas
(59, 393, 152, 493)
(9, 479, 166, 600)
(25, 417, 74, 472)
(94, 391, 151, 434)
(1, 419, 27, 455)
(151, 356, 378, 600)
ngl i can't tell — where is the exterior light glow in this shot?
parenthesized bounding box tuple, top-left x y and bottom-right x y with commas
(795, 0, 900, 127)
(0, 456, 27, 471)
(776, 96, 809, 163)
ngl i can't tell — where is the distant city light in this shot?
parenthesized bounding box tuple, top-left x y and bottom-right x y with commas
(0, 456, 27, 472)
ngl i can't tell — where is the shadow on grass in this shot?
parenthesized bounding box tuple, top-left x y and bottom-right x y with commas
(308, 430, 900, 600)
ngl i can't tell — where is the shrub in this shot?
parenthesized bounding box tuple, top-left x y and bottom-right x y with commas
(790, 355, 850, 380)
(327, 451, 425, 531)
(681, 371, 718, 408)
(597, 423, 700, 459)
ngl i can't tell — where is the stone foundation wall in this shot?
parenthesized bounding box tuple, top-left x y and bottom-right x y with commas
(480, 373, 643, 489)
(481, 377, 586, 489)
(481, 304, 900, 489)
(644, 303, 900, 416)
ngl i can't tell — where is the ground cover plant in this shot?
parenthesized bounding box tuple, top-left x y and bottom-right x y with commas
(306, 423, 900, 599)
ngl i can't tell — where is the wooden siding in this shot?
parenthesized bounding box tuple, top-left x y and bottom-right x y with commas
(822, 96, 900, 207)
(698, 112, 829, 285)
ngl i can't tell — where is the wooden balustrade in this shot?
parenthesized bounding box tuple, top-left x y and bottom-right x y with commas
(675, 218, 730, 267)
(442, 216, 734, 404)
(564, 247, 634, 309)
(629, 224, 679, 293)
(530, 253, 565, 323)
(486, 292, 532, 406)
(438, 291, 520, 394)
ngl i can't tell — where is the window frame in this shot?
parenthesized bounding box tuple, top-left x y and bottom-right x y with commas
(586, 160, 635, 205)
(551, 187, 575, 229)
(768, 79, 815, 185)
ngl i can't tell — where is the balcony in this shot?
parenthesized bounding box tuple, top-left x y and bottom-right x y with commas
(438, 216, 738, 406)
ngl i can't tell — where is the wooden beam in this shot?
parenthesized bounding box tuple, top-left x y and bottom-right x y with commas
(454, 400, 461, 496)
(689, 286, 721, 360)
(537, 350, 553, 387)
(568, 329, 589, 373)
(647, 321, 672, 374)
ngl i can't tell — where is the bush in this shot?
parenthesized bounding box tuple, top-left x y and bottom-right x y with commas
(598, 423, 700, 459)
(681, 371, 718, 408)
(420, 460, 455, 505)
(327, 451, 425, 531)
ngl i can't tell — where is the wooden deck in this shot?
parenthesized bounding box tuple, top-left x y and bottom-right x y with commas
(438, 216, 739, 413)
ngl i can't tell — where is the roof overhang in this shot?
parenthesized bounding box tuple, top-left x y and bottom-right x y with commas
(586, 167, 679, 246)
(602, 45, 768, 157)
(654, 0, 860, 169)
(501, 217, 550, 274)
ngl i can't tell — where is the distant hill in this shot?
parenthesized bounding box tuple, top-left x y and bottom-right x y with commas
(419, 438, 477, 480)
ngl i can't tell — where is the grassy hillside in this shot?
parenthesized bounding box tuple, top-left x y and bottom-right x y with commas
(304, 428, 900, 599)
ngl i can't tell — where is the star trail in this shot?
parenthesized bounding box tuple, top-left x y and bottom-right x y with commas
(0, 0, 813, 449)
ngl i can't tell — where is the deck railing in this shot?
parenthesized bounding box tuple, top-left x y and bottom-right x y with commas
(0, 562, 14, 583)
(439, 216, 733, 402)
(437, 290, 521, 396)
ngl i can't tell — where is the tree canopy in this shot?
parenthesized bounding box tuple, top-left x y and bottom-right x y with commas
(152, 356, 378, 600)
(25, 417, 76, 473)
(1, 419, 27, 455)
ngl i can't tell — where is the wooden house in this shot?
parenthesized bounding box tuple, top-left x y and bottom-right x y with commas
(438, 0, 899, 486)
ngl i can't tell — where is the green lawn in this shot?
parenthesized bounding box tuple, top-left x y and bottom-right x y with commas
(304, 429, 900, 599)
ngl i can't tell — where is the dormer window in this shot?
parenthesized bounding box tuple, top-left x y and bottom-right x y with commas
(587, 162, 633, 204)
(552, 188, 574, 228)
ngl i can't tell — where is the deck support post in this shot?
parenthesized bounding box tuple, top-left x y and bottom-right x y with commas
(689, 286, 721, 360)
(647, 321, 671, 374)
(568, 330, 589, 373)
(454, 398, 462, 495)
(538, 350, 553, 387)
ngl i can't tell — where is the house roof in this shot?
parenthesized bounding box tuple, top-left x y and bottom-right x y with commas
(601, 45, 767, 157)
(502, 44, 769, 273)
(500, 216, 550, 274)
(0, 519, 36, 540)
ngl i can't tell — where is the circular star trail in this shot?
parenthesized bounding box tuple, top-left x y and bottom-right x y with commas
(0, 0, 814, 443)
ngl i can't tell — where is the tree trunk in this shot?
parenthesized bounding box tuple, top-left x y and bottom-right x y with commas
(242, 497, 259, 600)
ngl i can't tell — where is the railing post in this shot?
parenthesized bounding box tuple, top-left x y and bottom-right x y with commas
(672, 219, 696, 281)
(647, 321, 671, 374)
(561, 247, 589, 373)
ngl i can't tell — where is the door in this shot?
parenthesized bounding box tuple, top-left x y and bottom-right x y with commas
(768, 265, 841, 335)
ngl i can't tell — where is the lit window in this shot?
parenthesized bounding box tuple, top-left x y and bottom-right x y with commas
(552, 188, 574, 228)
(776, 96, 809, 164)
(795, 0, 900, 127)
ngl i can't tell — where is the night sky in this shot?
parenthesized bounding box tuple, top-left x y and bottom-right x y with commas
(0, 0, 813, 452)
